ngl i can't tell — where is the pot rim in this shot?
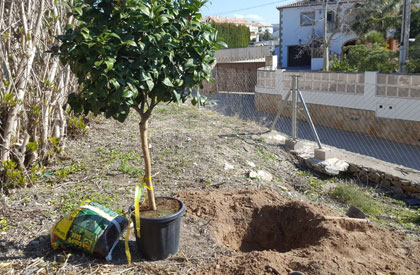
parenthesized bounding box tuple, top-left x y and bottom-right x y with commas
(129, 196, 185, 222)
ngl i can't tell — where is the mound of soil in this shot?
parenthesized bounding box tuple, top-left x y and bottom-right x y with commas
(177, 189, 420, 275)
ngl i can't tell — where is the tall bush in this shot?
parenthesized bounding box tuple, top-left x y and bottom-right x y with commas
(0, 0, 77, 190)
(211, 23, 250, 48)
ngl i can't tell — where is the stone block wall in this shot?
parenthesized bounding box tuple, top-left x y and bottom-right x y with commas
(257, 70, 276, 89)
(348, 165, 420, 199)
(283, 72, 365, 94)
(377, 74, 420, 98)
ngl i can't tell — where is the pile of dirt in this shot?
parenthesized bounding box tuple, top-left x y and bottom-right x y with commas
(177, 189, 420, 275)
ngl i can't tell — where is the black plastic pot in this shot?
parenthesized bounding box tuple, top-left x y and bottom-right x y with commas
(129, 197, 185, 261)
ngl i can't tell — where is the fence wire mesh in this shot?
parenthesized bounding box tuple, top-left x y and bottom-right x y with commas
(202, 65, 420, 172)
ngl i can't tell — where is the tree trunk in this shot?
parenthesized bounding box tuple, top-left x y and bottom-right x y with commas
(139, 117, 157, 211)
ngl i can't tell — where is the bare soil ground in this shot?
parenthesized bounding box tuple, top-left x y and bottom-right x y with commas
(1, 103, 419, 274)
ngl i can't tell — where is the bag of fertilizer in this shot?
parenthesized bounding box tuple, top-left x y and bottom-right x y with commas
(50, 200, 128, 261)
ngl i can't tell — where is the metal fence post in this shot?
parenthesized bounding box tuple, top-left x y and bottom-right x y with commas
(291, 75, 299, 140)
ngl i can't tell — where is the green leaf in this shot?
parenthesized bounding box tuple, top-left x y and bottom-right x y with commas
(216, 41, 228, 49)
(173, 90, 181, 102)
(162, 78, 173, 87)
(185, 58, 195, 68)
(140, 70, 152, 81)
(138, 4, 150, 17)
(105, 58, 116, 71)
(157, 15, 170, 25)
(146, 80, 154, 91)
(124, 40, 137, 47)
(109, 78, 120, 89)
(94, 60, 103, 67)
(73, 7, 82, 16)
(122, 89, 133, 98)
(108, 32, 121, 40)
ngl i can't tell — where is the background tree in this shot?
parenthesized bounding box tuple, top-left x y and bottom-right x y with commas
(352, 0, 401, 36)
(260, 30, 276, 41)
(56, 0, 224, 210)
(321, 0, 359, 71)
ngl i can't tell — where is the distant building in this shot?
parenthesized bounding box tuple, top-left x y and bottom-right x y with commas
(203, 16, 273, 41)
(276, 0, 361, 70)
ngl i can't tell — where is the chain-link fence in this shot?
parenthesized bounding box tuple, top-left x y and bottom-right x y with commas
(203, 65, 420, 172)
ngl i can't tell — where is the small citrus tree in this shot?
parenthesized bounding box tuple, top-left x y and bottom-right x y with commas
(56, 0, 224, 210)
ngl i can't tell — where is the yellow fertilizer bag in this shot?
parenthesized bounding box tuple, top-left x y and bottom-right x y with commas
(50, 200, 128, 261)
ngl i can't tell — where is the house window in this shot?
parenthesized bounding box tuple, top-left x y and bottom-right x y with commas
(300, 11, 315, 26)
(327, 11, 335, 22)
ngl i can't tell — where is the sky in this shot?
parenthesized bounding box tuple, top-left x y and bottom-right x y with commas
(201, 0, 297, 25)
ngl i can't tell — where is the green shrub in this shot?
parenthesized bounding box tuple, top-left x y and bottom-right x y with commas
(0, 160, 26, 190)
(67, 115, 88, 138)
(330, 57, 357, 72)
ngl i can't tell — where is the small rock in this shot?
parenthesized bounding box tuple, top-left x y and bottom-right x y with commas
(400, 180, 411, 186)
(381, 179, 392, 187)
(224, 162, 234, 170)
(289, 272, 305, 275)
(392, 181, 402, 188)
(246, 161, 256, 168)
(248, 171, 258, 179)
(257, 170, 273, 182)
(348, 165, 358, 173)
(346, 205, 366, 219)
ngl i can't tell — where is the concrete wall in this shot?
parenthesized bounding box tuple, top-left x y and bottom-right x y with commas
(255, 69, 420, 146)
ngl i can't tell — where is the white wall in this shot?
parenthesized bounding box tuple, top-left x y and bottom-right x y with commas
(279, 2, 358, 68)
(311, 58, 323, 70)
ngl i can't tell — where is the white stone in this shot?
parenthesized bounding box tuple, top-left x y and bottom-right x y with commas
(224, 162, 234, 170)
(257, 170, 273, 182)
(248, 171, 258, 179)
(319, 158, 349, 175)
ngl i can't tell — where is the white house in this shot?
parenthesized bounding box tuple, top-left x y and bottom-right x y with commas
(276, 0, 360, 70)
(257, 22, 274, 34)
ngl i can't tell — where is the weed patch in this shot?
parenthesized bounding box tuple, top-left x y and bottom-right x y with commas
(55, 162, 85, 180)
(330, 185, 382, 216)
(59, 188, 120, 215)
(0, 217, 14, 232)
